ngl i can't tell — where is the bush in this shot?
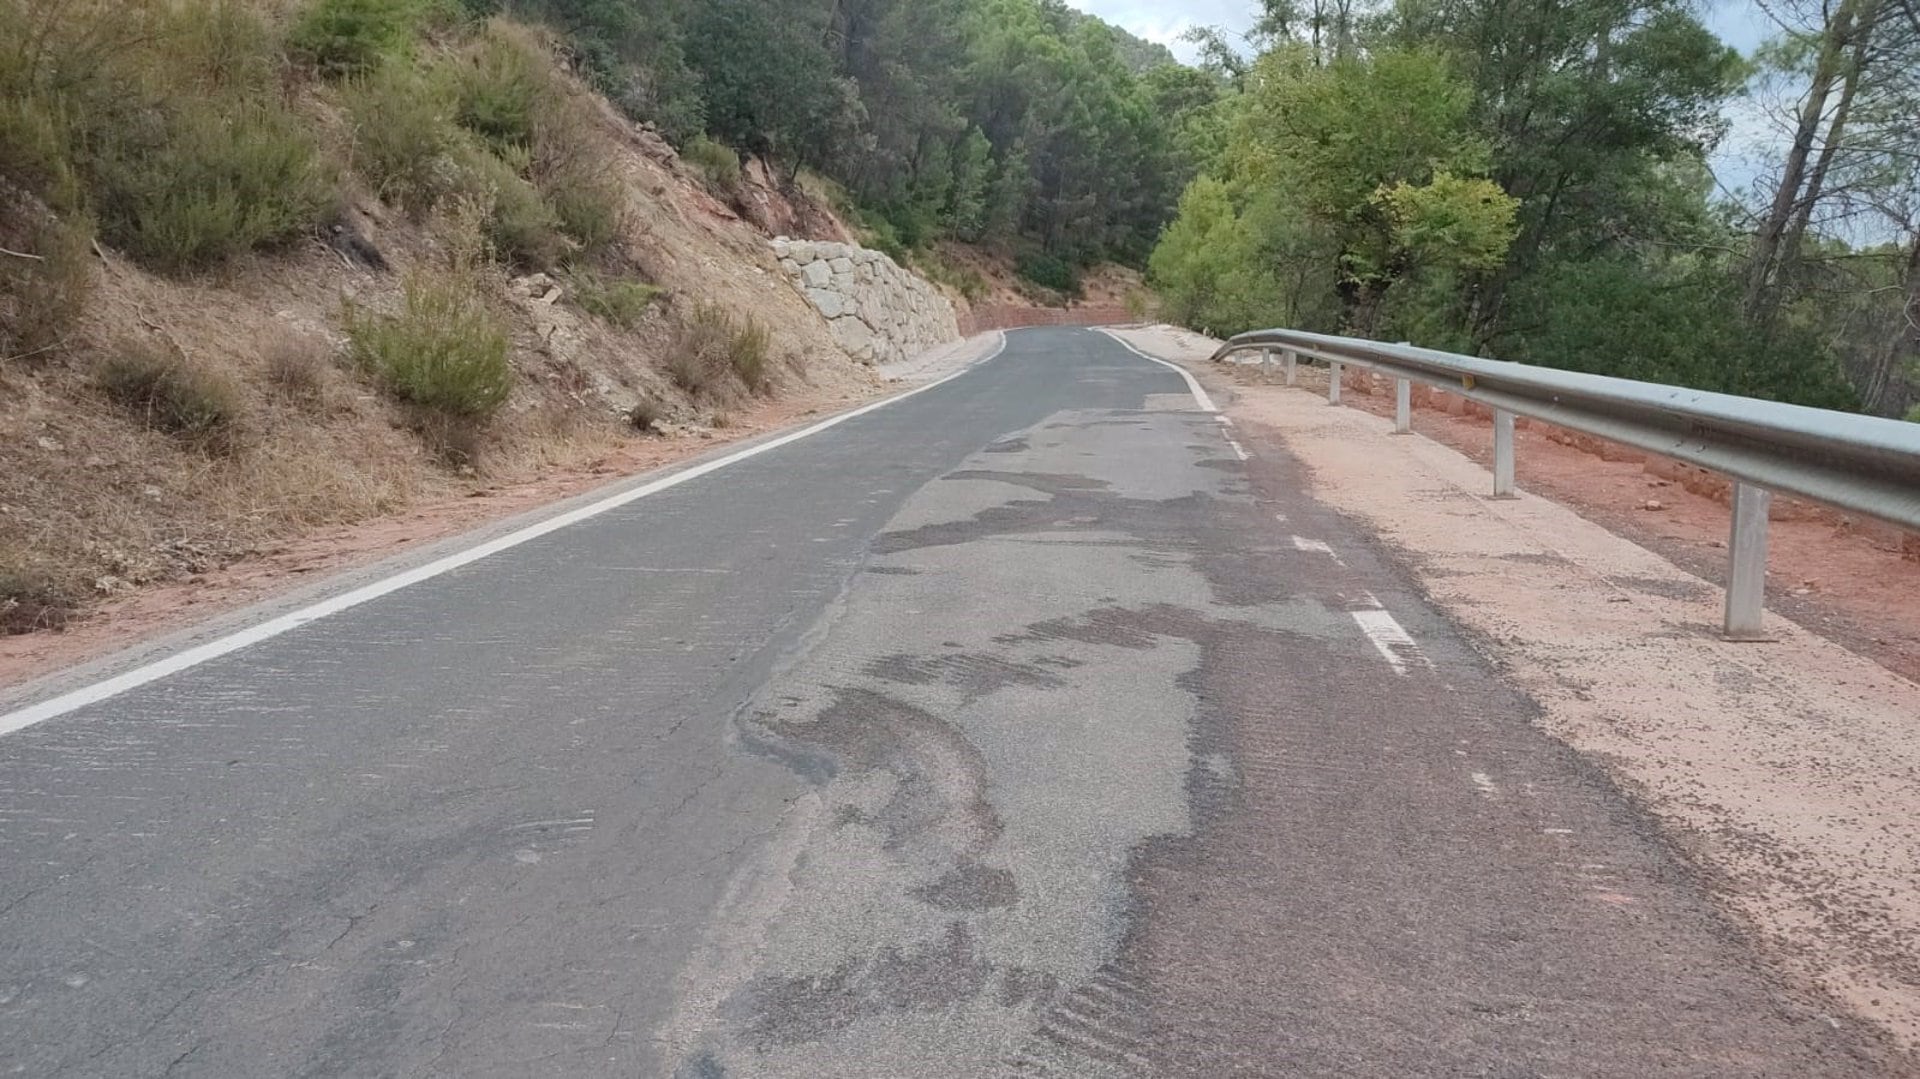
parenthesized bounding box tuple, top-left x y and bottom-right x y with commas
(347, 270, 512, 419)
(627, 396, 662, 432)
(667, 302, 770, 398)
(96, 341, 244, 449)
(1016, 252, 1080, 296)
(99, 101, 336, 272)
(571, 272, 662, 327)
(1, 217, 94, 363)
(682, 135, 741, 189)
(458, 147, 567, 268)
(542, 162, 625, 256)
(342, 64, 464, 214)
(291, 0, 421, 78)
(0, 565, 77, 635)
(263, 335, 331, 406)
(860, 219, 909, 264)
(447, 25, 544, 150)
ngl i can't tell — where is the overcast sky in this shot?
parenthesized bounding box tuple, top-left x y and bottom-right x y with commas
(1068, 0, 1771, 60)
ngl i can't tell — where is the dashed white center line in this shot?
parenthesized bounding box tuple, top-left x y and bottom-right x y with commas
(1350, 608, 1431, 676)
(1470, 772, 1498, 797)
(1291, 536, 1346, 565)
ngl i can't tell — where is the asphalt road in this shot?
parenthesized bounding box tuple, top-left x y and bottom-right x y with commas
(0, 328, 1893, 1076)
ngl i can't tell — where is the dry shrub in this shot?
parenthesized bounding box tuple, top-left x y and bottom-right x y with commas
(627, 396, 662, 432)
(0, 563, 77, 635)
(95, 340, 245, 451)
(263, 334, 333, 407)
(1, 216, 93, 363)
(667, 302, 771, 399)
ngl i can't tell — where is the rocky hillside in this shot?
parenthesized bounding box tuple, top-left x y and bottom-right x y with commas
(0, 2, 956, 638)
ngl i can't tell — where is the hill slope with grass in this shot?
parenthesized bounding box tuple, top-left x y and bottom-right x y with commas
(0, 0, 892, 637)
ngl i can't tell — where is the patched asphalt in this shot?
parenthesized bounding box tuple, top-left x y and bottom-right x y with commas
(0, 329, 1896, 1076)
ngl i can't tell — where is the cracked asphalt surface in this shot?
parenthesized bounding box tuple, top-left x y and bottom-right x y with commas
(0, 329, 1896, 1076)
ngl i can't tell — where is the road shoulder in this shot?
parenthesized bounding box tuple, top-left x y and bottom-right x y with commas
(1111, 324, 1920, 1061)
(0, 333, 1008, 707)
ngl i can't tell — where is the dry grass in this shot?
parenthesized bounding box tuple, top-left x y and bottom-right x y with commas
(95, 340, 246, 452)
(666, 302, 772, 400)
(0, 215, 93, 364)
(262, 333, 333, 408)
(0, 562, 78, 635)
(571, 271, 663, 328)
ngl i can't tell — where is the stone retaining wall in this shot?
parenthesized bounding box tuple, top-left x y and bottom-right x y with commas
(772, 238, 959, 365)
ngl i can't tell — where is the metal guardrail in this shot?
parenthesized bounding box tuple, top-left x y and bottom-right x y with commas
(1211, 329, 1920, 639)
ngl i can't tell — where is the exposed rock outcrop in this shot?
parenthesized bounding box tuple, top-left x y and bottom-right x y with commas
(773, 238, 960, 365)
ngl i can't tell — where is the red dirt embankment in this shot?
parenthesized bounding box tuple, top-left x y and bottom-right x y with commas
(960, 305, 1133, 333)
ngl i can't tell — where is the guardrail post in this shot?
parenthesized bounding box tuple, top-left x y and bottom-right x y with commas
(1394, 379, 1412, 434)
(1328, 362, 1343, 405)
(1283, 350, 1297, 386)
(1261, 348, 1275, 383)
(1493, 410, 1516, 498)
(1724, 483, 1773, 640)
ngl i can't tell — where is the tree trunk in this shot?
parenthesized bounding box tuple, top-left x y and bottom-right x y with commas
(1744, 0, 1867, 319)
(1862, 231, 1920, 414)
(1778, 0, 1878, 279)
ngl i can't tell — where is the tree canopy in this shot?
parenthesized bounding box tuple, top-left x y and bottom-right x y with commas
(1147, 0, 1920, 413)
(504, 0, 1219, 270)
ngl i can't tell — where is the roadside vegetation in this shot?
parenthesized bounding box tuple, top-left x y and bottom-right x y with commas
(666, 302, 771, 400)
(1147, 0, 1920, 415)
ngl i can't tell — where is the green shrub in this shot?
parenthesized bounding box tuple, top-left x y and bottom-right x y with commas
(347, 271, 512, 418)
(447, 25, 544, 150)
(860, 218, 909, 263)
(542, 162, 624, 255)
(453, 146, 566, 268)
(291, 0, 421, 78)
(1016, 252, 1080, 296)
(1906, 405, 1919, 423)
(571, 272, 662, 327)
(97, 100, 335, 272)
(1, 217, 94, 363)
(342, 64, 464, 213)
(96, 341, 244, 449)
(682, 135, 741, 189)
(667, 302, 769, 398)
(0, 92, 82, 212)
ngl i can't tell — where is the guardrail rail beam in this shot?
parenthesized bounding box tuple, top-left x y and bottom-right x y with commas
(1209, 326, 1920, 642)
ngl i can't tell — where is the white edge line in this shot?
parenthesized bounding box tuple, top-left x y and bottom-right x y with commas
(1094, 328, 1218, 413)
(0, 339, 1005, 737)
